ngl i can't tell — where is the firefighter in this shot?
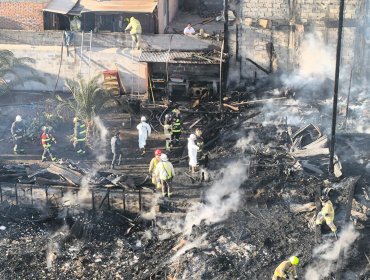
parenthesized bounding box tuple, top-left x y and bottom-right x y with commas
(316, 196, 337, 235)
(171, 104, 181, 119)
(136, 116, 151, 155)
(148, 149, 162, 189)
(125, 17, 142, 50)
(187, 134, 199, 173)
(272, 256, 299, 280)
(73, 117, 87, 156)
(195, 128, 204, 159)
(164, 114, 173, 152)
(11, 115, 25, 154)
(155, 154, 175, 197)
(110, 131, 123, 169)
(171, 118, 182, 147)
(41, 126, 57, 162)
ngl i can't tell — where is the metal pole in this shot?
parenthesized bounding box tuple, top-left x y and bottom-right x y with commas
(79, 31, 84, 76)
(219, 40, 225, 115)
(344, 68, 353, 129)
(223, 0, 229, 53)
(329, 0, 345, 173)
(88, 30, 92, 78)
(15, 184, 18, 205)
(138, 189, 142, 212)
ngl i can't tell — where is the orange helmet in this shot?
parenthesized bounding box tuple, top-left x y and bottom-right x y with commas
(155, 149, 162, 156)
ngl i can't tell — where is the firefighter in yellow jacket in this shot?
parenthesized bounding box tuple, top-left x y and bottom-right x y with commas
(272, 256, 299, 280)
(125, 17, 142, 49)
(155, 154, 175, 197)
(149, 149, 162, 189)
(316, 196, 337, 233)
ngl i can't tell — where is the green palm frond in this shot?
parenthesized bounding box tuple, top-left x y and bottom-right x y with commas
(57, 75, 110, 122)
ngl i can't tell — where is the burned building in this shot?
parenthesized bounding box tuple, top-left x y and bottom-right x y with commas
(227, 0, 370, 83)
(139, 50, 222, 103)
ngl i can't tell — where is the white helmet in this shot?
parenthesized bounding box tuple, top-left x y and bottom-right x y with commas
(189, 134, 196, 141)
(160, 154, 168, 161)
(141, 116, 146, 122)
(15, 115, 22, 122)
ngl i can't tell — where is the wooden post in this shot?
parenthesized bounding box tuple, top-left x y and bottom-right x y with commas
(329, 0, 345, 173)
(15, 184, 18, 205)
(138, 189, 142, 212)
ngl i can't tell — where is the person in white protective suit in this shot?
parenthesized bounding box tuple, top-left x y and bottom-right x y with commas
(136, 116, 151, 155)
(187, 134, 199, 173)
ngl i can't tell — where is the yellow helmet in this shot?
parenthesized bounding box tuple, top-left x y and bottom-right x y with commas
(289, 256, 299, 266)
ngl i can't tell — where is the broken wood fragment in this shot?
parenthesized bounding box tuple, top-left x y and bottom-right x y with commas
(290, 202, 316, 213)
(223, 103, 239, 111)
(47, 164, 83, 186)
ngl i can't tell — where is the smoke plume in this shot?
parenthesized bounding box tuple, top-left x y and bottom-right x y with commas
(304, 224, 359, 279)
(92, 116, 109, 162)
(182, 160, 249, 235)
(281, 33, 336, 88)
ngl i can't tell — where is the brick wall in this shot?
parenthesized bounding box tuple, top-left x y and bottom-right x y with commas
(235, 0, 367, 82)
(0, 0, 48, 31)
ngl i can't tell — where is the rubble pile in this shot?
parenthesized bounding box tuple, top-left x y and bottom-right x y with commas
(0, 86, 369, 279)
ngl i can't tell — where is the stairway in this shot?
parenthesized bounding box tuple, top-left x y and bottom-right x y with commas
(103, 70, 122, 96)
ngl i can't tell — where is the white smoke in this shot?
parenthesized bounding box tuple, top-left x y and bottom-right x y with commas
(304, 224, 359, 280)
(282, 32, 336, 88)
(93, 116, 109, 162)
(182, 160, 249, 235)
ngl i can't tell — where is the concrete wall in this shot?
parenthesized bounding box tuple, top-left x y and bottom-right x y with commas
(5, 43, 148, 94)
(0, 30, 220, 92)
(0, 0, 49, 31)
(235, 0, 368, 82)
(0, 30, 219, 50)
(157, 0, 179, 33)
(200, 0, 223, 12)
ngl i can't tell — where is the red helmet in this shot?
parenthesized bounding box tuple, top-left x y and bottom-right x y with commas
(155, 149, 162, 156)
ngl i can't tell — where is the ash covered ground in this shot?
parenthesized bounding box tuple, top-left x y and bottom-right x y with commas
(0, 88, 369, 280)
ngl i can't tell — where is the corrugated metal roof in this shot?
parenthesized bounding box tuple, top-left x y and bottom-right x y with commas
(78, 0, 157, 14)
(139, 51, 219, 65)
(43, 0, 79, 15)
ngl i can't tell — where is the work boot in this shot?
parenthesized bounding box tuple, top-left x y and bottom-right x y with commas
(141, 149, 146, 156)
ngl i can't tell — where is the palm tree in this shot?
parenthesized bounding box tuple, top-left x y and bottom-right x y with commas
(56, 75, 110, 140)
(0, 50, 45, 96)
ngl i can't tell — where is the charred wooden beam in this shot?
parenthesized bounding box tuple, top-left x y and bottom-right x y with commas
(246, 58, 271, 74)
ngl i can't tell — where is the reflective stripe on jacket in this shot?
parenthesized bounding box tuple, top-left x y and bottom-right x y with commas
(171, 119, 181, 133)
(41, 133, 54, 148)
(74, 122, 87, 142)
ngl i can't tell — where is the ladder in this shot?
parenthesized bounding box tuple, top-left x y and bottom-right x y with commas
(79, 30, 93, 77)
